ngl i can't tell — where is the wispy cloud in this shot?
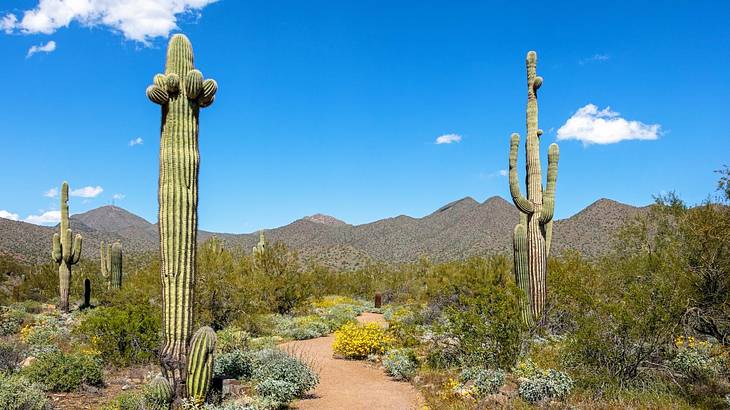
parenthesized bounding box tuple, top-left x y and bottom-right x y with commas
(480, 169, 508, 179)
(24, 210, 61, 225)
(112, 193, 125, 200)
(435, 133, 462, 145)
(579, 53, 610, 65)
(557, 104, 661, 145)
(26, 40, 56, 58)
(2, 0, 218, 45)
(0, 210, 20, 221)
(70, 185, 103, 198)
(129, 137, 143, 147)
(43, 188, 58, 198)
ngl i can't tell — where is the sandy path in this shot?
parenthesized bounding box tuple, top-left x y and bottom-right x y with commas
(282, 312, 423, 410)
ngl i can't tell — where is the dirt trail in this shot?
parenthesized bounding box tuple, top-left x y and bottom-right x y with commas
(283, 312, 423, 410)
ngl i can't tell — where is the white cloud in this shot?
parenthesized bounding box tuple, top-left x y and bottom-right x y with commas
(556, 104, 661, 145)
(0, 210, 20, 221)
(2, 0, 218, 44)
(579, 53, 610, 65)
(112, 193, 125, 200)
(26, 40, 56, 58)
(24, 210, 60, 225)
(43, 187, 58, 198)
(70, 185, 103, 198)
(435, 133, 462, 144)
(498, 169, 508, 177)
(129, 137, 143, 146)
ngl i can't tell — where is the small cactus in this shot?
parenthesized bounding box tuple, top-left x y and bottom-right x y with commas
(186, 326, 216, 403)
(374, 292, 382, 308)
(80, 278, 91, 310)
(144, 376, 174, 407)
(252, 230, 267, 256)
(51, 182, 82, 313)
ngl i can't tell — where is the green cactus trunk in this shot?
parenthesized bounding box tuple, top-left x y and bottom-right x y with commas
(51, 182, 82, 313)
(508, 51, 559, 325)
(147, 33, 217, 400)
(186, 326, 216, 403)
(110, 242, 123, 289)
(100, 241, 123, 289)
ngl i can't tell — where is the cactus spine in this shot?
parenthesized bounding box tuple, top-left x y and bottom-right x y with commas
(186, 326, 216, 403)
(508, 51, 559, 326)
(51, 182, 82, 313)
(100, 241, 123, 289)
(146, 33, 217, 400)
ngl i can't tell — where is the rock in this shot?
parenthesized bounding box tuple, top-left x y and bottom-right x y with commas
(20, 356, 36, 368)
(121, 384, 131, 391)
(222, 379, 246, 398)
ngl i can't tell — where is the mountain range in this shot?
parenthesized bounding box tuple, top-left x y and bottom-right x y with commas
(0, 196, 647, 269)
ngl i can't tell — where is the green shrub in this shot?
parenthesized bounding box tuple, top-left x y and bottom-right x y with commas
(458, 367, 505, 396)
(0, 339, 25, 371)
(670, 336, 719, 381)
(382, 348, 418, 380)
(214, 349, 254, 380)
(255, 378, 298, 407)
(216, 326, 250, 353)
(21, 351, 104, 392)
(0, 306, 26, 336)
(517, 369, 574, 403)
(75, 304, 160, 366)
(0, 373, 50, 410)
(21, 313, 65, 348)
(100, 391, 145, 410)
(251, 348, 319, 404)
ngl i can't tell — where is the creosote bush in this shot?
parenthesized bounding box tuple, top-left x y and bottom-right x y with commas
(0, 373, 50, 410)
(21, 351, 104, 392)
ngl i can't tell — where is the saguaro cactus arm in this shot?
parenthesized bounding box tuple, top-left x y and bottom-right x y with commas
(186, 326, 216, 403)
(509, 133, 534, 214)
(539, 143, 560, 225)
(52, 233, 62, 263)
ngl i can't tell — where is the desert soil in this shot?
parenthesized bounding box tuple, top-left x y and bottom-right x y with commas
(283, 312, 424, 410)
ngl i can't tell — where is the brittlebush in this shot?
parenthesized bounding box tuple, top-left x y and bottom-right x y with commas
(332, 322, 393, 359)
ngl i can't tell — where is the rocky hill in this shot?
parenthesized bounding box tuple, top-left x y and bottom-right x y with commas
(0, 197, 648, 268)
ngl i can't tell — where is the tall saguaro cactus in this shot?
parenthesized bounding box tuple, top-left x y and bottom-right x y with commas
(51, 182, 82, 313)
(508, 51, 559, 326)
(146, 33, 217, 400)
(100, 241, 123, 289)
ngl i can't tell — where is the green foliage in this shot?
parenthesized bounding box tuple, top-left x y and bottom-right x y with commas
(251, 348, 319, 405)
(458, 367, 505, 396)
(21, 351, 103, 392)
(517, 368, 574, 403)
(0, 373, 50, 410)
(253, 242, 314, 315)
(0, 340, 25, 372)
(216, 326, 250, 353)
(441, 272, 523, 369)
(75, 303, 161, 366)
(213, 349, 253, 380)
(382, 348, 418, 380)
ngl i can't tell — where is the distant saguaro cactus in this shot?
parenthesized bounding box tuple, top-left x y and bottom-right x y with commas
(81, 278, 91, 310)
(252, 230, 267, 256)
(146, 33, 217, 401)
(508, 51, 559, 326)
(51, 182, 82, 313)
(100, 241, 123, 289)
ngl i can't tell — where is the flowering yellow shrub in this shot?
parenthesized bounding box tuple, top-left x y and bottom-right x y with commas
(332, 322, 393, 359)
(312, 295, 359, 309)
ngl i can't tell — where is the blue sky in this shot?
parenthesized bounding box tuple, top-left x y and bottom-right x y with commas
(1, 1, 729, 233)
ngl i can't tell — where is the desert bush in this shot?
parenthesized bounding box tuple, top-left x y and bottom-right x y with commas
(517, 368, 574, 403)
(458, 367, 505, 396)
(670, 336, 720, 381)
(382, 348, 418, 380)
(214, 349, 254, 380)
(332, 322, 393, 359)
(0, 306, 26, 336)
(20, 313, 66, 348)
(0, 339, 25, 372)
(21, 351, 103, 392)
(251, 348, 319, 404)
(254, 242, 313, 315)
(75, 303, 161, 366)
(101, 391, 145, 410)
(442, 281, 523, 369)
(0, 372, 50, 410)
(216, 326, 251, 353)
